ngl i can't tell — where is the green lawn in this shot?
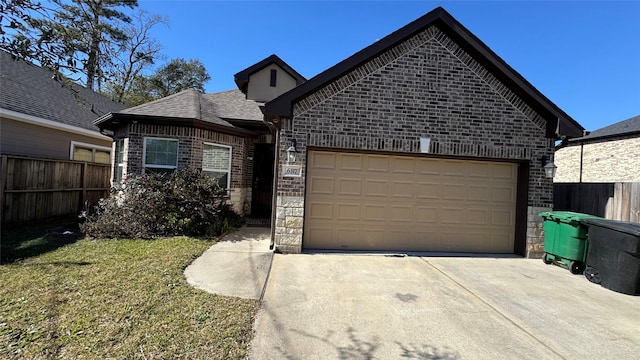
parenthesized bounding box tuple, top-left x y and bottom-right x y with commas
(0, 224, 259, 359)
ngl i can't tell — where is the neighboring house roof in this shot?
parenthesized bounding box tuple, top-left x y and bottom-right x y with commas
(264, 7, 584, 138)
(204, 89, 264, 122)
(568, 115, 640, 143)
(0, 50, 125, 132)
(234, 54, 306, 94)
(95, 89, 256, 137)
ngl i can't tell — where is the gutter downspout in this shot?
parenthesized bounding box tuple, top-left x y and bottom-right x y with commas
(262, 117, 279, 251)
(579, 141, 584, 183)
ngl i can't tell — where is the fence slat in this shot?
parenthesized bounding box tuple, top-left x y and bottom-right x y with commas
(1, 156, 110, 223)
(554, 182, 640, 224)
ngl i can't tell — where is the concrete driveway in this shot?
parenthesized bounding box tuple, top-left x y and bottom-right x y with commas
(250, 253, 640, 359)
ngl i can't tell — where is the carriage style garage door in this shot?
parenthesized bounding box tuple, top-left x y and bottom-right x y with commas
(304, 151, 518, 253)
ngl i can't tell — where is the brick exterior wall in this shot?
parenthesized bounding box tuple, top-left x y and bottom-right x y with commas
(112, 123, 255, 214)
(554, 136, 640, 183)
(274, 26, 555, 256)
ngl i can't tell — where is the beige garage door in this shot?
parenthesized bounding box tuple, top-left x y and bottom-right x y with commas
(304, 151, 518, 252)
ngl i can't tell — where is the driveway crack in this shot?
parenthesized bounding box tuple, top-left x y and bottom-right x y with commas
(418, 257, 569, 360)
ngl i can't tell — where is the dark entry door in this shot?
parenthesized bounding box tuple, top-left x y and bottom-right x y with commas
(251, 143, 275, 217)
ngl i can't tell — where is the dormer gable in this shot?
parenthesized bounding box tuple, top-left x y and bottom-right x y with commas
(234, 54, 306, 103)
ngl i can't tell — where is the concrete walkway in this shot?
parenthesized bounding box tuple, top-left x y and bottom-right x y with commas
(184, 226, 272, 300)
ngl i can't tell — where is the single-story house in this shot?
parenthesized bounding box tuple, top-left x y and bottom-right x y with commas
(94, 55, 306, 217)
(263, 7, 584, 257)
(0, 50, 126, 163)
(554, 115, 640, 182)
(95, 7, 585, 258)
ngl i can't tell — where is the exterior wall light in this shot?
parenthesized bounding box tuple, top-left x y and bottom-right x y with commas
(540, 155, 557, 179)
(286, 139, 298, 163)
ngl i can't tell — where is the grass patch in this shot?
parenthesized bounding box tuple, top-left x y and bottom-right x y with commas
(1, 217, 83, 264)
(0, 235, 259, 359)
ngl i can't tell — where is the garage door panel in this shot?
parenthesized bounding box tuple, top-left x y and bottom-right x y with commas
(339, 153, 364, 171)
(468, 185, 490, 201)
(362, 228, 388, 248)
(304, 151, 517, 253)
(363, 204, 387, 221)
(493, 163, 517, 179)
(304, 227, 333, 249)
(441, 208, 465, 224)
(309, 177, 334, 195)
(338, 178, 362, 196)
(391, 181, 414, 198)
(492, 186, 515, 203)
(366, 155, 390, 172)
(467, 208, 489, 225)
(389, 205, 413, 222)
(443, 160, 467, 177)
(311, 152, 336, 169)
(491, 210, 514, 226)
(308, 202, 334, 220)
(364, 179, 389, 197)
(415, 206, 438, 223)
(416, 158, 442, 175)
(416, 182, 440, 199)
(336, 203, 360, 220)
(443, 183, 467, 200)
(391, 156, 415, 173)
(467, 162, 492, 178)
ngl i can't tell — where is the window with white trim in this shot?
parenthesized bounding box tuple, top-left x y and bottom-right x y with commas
(115, 139, 125, 182)
(143, 137, 178, 175)
(70, 141, 111, 164)
(202, 142, 231, 190)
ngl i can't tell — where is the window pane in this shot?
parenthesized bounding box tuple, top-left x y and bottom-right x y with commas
(117, 139, 125, 164)
(145, 138, 178, 166)
(73, 147, 93, 162)
(115, 165, 123, 182)
(202, 144, 230, 171)
(95, 150, 110, 164)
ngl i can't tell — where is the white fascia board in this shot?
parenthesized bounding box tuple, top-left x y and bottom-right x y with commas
(0, 107, 111, 141)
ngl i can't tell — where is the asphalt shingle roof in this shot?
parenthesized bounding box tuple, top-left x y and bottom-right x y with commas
(118, 88, 264, 126)
(204, 89, 264, 121)
(0, 50, 126, 132)
(576, 115, 640, 141)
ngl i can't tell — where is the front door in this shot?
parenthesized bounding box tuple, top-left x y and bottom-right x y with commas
(251, 143, 275, 217)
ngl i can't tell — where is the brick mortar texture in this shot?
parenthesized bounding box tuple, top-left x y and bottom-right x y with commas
(278, 28, 554, 207)
(554, 137, 640, 183)
(274, 24, 556, 253)
(114, 123, 254, 189)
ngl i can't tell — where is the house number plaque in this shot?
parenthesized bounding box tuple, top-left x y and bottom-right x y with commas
(283, 165, 302, 177)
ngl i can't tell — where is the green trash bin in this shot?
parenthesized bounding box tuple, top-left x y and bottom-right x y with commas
(539, 211, 603, 274)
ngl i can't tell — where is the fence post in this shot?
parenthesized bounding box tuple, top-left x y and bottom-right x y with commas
(81, 161, 88, 213)
(0, 155, 7, 223)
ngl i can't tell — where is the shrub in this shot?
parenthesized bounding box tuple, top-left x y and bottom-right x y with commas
(80, 169, 245, 238)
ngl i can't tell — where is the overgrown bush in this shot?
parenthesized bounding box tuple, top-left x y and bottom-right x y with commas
(80, 169, 245, 239)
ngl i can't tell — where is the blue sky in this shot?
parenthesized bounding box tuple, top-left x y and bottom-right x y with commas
(139, 0, 639, 132)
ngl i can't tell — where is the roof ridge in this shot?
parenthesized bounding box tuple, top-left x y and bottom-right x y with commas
(194, 90, 203, 120)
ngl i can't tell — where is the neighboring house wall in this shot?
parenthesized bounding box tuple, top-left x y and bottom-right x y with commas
(274, 26, 554, 256)
(1, 116, 111, 161)
(554, 136, 640, 182)
(247, 64, 298, 102)
(114, 123, 254, 214)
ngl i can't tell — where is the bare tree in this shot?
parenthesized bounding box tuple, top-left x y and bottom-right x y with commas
(105, 9, 167, 103)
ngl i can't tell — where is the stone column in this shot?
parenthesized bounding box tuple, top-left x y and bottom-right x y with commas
(527, 206, 551, 258)
(274, 196, 304, 253)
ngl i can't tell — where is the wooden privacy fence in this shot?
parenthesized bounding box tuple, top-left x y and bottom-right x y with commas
(554, 182, 640, 223)
(1, 155, 111, 224)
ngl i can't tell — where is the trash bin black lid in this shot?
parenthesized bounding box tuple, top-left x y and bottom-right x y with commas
(581, 219, 640, 253)
(581, 219, 640, 236)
